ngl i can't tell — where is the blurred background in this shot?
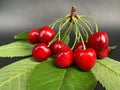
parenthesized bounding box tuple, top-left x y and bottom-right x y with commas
(0, 0, 120, 89)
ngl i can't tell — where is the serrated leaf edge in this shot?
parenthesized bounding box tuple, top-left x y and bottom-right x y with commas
(92, 58, 120, 90)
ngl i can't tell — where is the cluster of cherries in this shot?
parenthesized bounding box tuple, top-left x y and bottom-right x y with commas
(27, 25, 109, 71)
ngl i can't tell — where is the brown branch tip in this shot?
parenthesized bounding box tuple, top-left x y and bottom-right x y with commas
(71, 6, 77, 16)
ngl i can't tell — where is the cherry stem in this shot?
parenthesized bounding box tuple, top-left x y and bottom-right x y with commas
(78, 16, 94, 34)
(82, 18, 94, 33)
(58, 18, 70, 40)
(76, 20, 89, 41)
(80, 15, 98, 32)
(61, 21, 73, 42)
(49, 18, 63, 28)
(71, 21, 78, 50)
(48, 17, 70, 47)
(49, 16, 69, 29)
(74, 20, 86, 50)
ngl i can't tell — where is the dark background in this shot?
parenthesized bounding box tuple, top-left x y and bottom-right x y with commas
(0, 0, 120, 90)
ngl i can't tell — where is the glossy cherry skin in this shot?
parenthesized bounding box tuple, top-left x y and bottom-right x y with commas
(55, 48, 73, 68)
(97, 46, 109, 59)
(73, 48, 96, 71)
(39, 26, 55, 43)
(32, 43, 51, 62)
(87, 32, 109, 51)
(27, 28, 40, 44)
(74, 41, 87, 50)
(50, 40, 68, 54)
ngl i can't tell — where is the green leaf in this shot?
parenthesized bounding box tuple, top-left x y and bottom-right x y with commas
(0, 41, 33, 57)
(14, 31, 29, 40)
(0, 57, 39, 90)
(64, 35, 69, 45)
(92, 57, 120, 90)
(110, 46, 117, 51)
(28, 60, 97, 90)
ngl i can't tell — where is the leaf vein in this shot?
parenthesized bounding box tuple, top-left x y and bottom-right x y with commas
(58, 69, 67, 90)
(0, 68, 31, 87)
(97, 60, 120, 75)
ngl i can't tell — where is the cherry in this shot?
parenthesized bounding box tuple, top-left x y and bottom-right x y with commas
(74, 41, 87, 50)
(50, 40, 68, 54)
(32, 43, 51, 62)
(27, 28, 40, 44)
(97, 46, 109, 59)
(87, 31, 109, 51)
(55, 48, 73, 68)
(39, 26, 55, 43)
(73, 48, 96, 71)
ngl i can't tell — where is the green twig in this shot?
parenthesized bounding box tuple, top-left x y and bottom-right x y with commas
(76, 21, 89, 41)
(61, 21, 73, 42)
(58, 18, 70, 40)
(78, 17, 94, 34)
(82, 18, 94, 33)
(71, 22, 78, 50)
(80, 15, 98, 32)
(49, 16, 69, 29)
(74, 21, 86, 50)
(48, 17, 70, 47)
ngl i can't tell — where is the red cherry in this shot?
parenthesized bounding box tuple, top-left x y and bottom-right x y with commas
(39, 26, 55, 43)
(50, 40, 68, 54)
(74, 41, 87, 50)
(55, 48, 73, 68)
(73, 48, 96, 71)
(87, 31, 109, 51)
(97, 46, 110, 59)
(27, 28, 40, 44)
(32, 43, 51, 62)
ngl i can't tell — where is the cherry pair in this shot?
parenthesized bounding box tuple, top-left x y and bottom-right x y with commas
(27, 26, 55, 44)
(88, 31, 109, 58)
(73, 31, 109, 71)
(74, 31, 109, 58)
(50, 40, 73, 68)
